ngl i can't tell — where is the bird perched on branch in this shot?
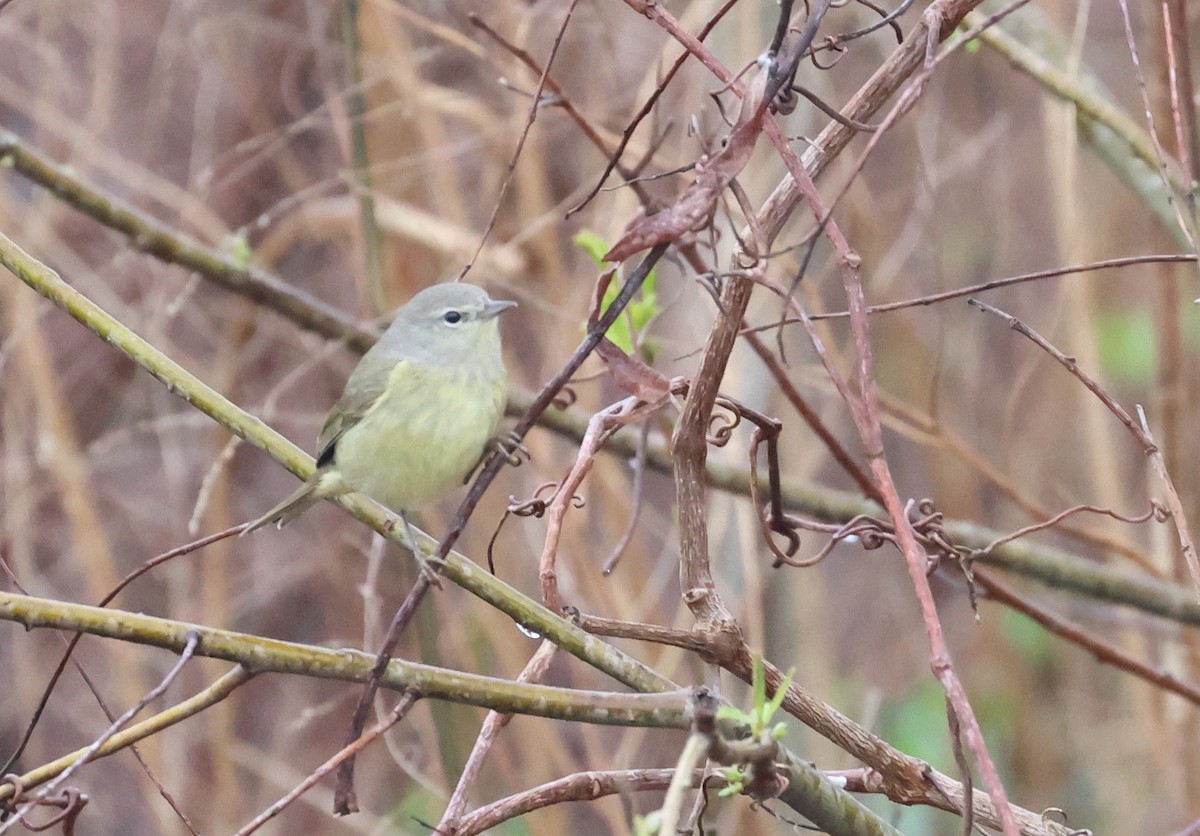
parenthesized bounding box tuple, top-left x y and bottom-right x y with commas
(243, 282, 516, 568)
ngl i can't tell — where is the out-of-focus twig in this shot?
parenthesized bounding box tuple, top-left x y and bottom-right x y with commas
(0, 129, 377, 351)
(968, 6, 1188, 244)
(970, 298, 1200, 602)
(339, 0, 389, 314)
(0, 664, 255, 809)
(437, 641, 557, 832)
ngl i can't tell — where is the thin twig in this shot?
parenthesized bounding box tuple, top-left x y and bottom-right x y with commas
(0, 633, 202, 834)
(235, 692, 418, 835)
(460, 0, 581, 278)
(975, 569, 1200, 706)
(437, 642, 558, 832)
(971, 298, 1200, 603)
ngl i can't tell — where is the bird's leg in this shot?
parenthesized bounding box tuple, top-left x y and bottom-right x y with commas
(395, 511, 443, 588)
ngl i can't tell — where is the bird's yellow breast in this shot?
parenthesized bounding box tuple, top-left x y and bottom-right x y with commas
(331, 361, 507, 511)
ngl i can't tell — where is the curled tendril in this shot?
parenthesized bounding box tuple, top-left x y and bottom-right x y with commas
(12, 786, 89, 834)
(810, 38, 848, 69)
(772, 85, 799, 115)
(774, 502, 981, 611)
(487, 483, 583, 574)
(508, 498, 546, 518)
(505, 482, 563, 519)
(763, 508, 804, 565)
(707, 399, 742, 447)
(1040, 807, 1092, 836)
(1, 773, 24, 813)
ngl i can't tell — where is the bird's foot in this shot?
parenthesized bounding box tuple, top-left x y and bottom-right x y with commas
(492, 430, 530, 467)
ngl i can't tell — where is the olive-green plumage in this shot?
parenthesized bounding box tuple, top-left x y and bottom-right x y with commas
(244, 283, 515, 533)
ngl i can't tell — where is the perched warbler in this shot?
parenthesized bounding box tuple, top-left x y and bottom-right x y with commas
(243, 283, 516, 543)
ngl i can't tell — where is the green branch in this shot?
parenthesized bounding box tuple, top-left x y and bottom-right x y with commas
(0, 592, 691, 727)
(0, 227, 670, 697)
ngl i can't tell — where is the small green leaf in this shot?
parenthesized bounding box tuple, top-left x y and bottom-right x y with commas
(764, 667, 794, 720)
(573, 230, 611, 266)
(599, 276, 636, 353)
(718, 766, 746, 797)
(716, 705, 750, 723)
(771, 722, 788, 741)
(229, 231, 253, 269)
(575, 230, 662, 356)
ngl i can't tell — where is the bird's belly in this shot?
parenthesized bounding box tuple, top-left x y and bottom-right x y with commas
(333, 373, 504, 511)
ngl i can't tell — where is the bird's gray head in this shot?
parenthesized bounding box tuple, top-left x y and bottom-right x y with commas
(379, 283, 516, 366)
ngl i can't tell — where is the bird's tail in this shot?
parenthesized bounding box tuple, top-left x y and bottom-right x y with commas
(241, 479, 322, 535)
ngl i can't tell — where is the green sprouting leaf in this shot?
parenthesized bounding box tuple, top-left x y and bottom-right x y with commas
(229, 230, 253, 270)
(765, 667, 794, 720)
(718, 766, 746, 797)
(716, 704, 751, 724)
(573, 229, 610, 266)
(575, 230, 662, 356)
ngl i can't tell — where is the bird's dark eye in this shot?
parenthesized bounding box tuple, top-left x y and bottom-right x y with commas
(442, 310, 464, 325)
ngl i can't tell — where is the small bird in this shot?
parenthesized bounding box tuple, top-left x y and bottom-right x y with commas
(243, 283, 516, 552)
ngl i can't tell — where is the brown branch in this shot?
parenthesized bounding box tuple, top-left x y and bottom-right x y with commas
(975, 570, 1200, 706)
(437, 642, 558, 834)
(236, 693, 418, 834)
(448, 769, 723, 836)
(970, 298, 1200, 602)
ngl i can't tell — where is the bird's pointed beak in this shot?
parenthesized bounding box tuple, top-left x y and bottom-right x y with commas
(482, 299, 518, 320)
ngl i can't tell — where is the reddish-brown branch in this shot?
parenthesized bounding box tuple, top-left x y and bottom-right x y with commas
(437, 642, 558, 833)
(970, 298, 1200, 603)
(448, 769, 723, 836)
(975, 570, 1200, 705)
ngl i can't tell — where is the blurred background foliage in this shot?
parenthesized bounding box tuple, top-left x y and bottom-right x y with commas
(0, 0, 1197, 833)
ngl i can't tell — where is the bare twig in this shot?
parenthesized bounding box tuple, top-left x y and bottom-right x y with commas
(0, 632, 201, 834)
(236, 692, 418, 834)
(969, 298, 1200, 601)
(437, 642, 558, 832)
(975, 569, 1200, 706)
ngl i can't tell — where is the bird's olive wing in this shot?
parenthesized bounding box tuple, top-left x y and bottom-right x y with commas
(315, 353, 403, 468)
